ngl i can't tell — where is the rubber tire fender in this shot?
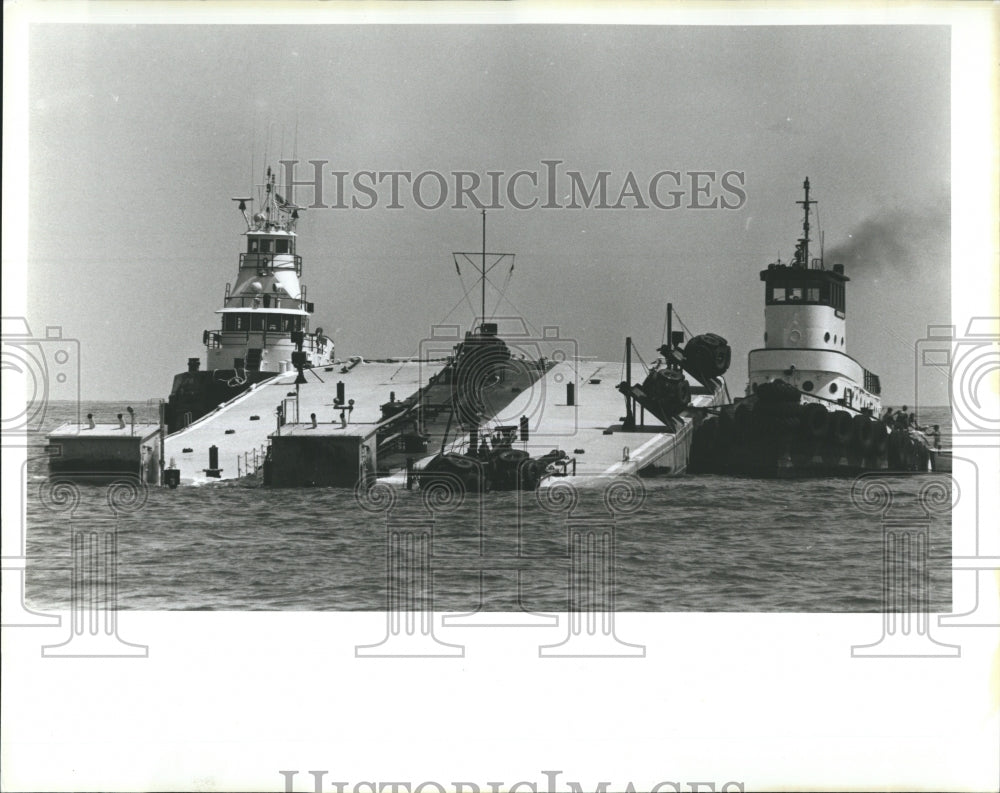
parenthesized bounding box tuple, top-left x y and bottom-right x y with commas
(830, 410, 854, 445)
(802, 403, 829, 439)
(852, 414, 875, 452)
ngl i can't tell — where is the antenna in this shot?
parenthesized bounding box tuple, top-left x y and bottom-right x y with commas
(231, 196, 253, 230)
(795, 177, 816, 268)
(291, 114, 300, 206)
(452, 212, 515, 330)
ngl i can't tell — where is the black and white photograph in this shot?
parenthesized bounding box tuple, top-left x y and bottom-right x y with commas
(3, 2, 998, 791)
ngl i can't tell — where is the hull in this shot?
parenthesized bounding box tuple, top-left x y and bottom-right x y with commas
(691, 398, 933, 477)
(166, 368, 275, 433)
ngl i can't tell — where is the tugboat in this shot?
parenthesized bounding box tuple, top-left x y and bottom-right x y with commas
(691, 177, 932, 476)
(406, 212, 560, 491)
(165, 167, 334, 432)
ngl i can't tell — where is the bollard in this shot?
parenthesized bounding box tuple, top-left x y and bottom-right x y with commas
(336, 381, 346, 405)
(209, 445, 219, 470)
(566, 382, 575, 406)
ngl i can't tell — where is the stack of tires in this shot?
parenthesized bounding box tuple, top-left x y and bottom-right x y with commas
(678, 333, 732, 384)
(420, 452, 488, 493)
(748, 379, 802, 446)
(491, 448, 530, 490)
(690, 408, 736, 473)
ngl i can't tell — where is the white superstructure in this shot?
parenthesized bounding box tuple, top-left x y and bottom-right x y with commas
(203, 166, 334, 374)
(746, 178, 882, 416)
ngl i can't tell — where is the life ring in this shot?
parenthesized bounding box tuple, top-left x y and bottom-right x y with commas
(852, 414, 874, 451)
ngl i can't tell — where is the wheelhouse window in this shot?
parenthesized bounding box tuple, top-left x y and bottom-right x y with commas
(275, 239, 289, 254)
(223, 314, 245, 331)
(766, 276, 845, 311)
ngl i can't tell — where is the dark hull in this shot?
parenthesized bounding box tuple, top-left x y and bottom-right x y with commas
(165, 368, 274, 433)
(691, 399, 931, 478)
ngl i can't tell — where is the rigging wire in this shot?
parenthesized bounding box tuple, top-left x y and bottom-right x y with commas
(671, 307, 694, 339)
(489, 257, 515, 319)
(631, 340, 650, 376)
(452, 254, 480, 321)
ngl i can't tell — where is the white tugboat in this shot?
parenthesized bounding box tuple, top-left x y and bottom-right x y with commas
(165, 167, 334, 432)
(691, 178, 933, 475)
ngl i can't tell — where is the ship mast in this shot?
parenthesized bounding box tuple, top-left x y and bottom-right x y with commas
(481, 209, 487, 328)
(452, 211, 515, 332)
(795, 176, 815, 269)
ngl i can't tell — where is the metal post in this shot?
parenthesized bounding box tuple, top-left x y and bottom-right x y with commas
(666, 302, 672, 358)
(624, 336, 634, 428)
(158, 401, 166, 487)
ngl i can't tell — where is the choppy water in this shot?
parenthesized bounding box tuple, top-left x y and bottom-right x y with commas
(23, 401, 952, 612)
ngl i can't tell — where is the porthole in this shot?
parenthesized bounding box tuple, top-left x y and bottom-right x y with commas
(802, 380, 814, 392)
(841, 337, 845, 346)
(829, 383, 839, 394)
(764, 332, 768, 343)
(824, 332, 831, 342)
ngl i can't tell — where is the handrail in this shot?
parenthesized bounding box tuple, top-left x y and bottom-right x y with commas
(222, 295, 314, 311)
(202, 328, 329, 352)
(239, 252, 302, 276)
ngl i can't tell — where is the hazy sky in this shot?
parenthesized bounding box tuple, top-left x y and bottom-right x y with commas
(25, 24, 950, 402)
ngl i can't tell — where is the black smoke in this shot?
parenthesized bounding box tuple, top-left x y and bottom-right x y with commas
(824, 200, 949, 274)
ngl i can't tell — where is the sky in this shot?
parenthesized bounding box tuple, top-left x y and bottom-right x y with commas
(23, 23, 952, 403)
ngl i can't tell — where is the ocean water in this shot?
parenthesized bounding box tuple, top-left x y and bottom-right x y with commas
(23, 401, 952, 612)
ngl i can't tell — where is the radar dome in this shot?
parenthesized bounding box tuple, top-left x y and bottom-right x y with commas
(251, 281, 263, 292)
(253, 212, 266, 223)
